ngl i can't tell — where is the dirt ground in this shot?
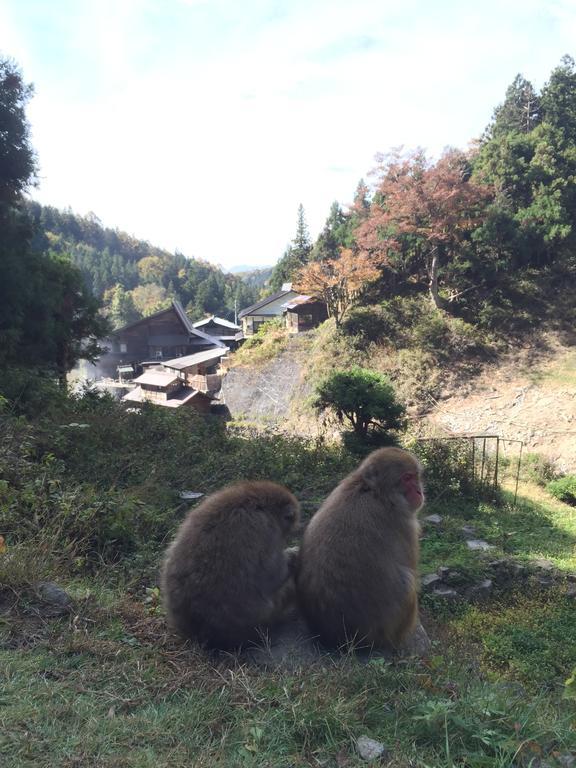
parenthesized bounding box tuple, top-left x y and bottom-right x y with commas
(427, 338, 576, 472)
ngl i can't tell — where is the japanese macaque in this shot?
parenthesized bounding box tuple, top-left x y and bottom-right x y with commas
(296, 447, 424, 651)
(161, 481, 300, 650)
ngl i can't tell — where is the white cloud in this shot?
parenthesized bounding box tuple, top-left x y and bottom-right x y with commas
(15, 0, 576, 268)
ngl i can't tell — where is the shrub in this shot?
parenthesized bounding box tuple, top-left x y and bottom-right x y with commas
(233, 319, 288, 364)
(313, 366, 406, 443)
(522, 453, 559, 486)
(411, 438, 478, 500)
(547, 475, 576, 506)
(341, 306, 389, 345)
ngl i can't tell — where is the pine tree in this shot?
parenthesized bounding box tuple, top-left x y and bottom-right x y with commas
(312, 201, 348, 261)
(541, 55, 576, 143)
(489, 74, 541, 137)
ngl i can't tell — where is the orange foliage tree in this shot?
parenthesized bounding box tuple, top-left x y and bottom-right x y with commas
(357, 148, 491, 310)
(294, 248, 381, 327)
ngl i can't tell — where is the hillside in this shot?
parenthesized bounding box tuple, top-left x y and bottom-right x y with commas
(25, 201, 260, 326)
(223, 323, 576, 471)
(429, 339, 576, 471)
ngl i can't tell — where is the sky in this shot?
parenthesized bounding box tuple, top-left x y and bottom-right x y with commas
(1, 0, 575, 271)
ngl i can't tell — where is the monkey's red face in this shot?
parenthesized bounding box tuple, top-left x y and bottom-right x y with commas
(401, 471, 424, 511)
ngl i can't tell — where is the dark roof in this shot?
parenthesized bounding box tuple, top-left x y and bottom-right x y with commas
(238, 289, 297, 320)
(111, 300, 226, 348)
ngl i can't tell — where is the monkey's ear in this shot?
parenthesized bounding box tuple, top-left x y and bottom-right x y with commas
(360, 460, 386, 494)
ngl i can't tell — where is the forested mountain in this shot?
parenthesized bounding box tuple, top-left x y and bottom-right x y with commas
(25, 202, 260, 329)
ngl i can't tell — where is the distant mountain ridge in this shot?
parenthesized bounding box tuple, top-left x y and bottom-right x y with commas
(227, 264, 272, 274)
(25, 201, 260, 327)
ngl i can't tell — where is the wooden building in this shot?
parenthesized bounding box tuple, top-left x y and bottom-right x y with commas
(162, 347, 229, 395)
(283, 295, 328, 333)
(101, 300, 225, 378)
(122, 369, 212, 412)
(238, 283, 299, 336)
(192, 316, 243, 350)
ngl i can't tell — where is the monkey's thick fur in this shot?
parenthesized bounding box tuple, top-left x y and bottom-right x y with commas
(161, 481, 300, 650)
(297, 447, 423, 650)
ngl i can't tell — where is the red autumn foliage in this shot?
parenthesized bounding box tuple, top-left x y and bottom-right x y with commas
(357, 148, 491, 307)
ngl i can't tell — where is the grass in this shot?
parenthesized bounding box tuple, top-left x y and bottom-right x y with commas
(2, 480, 576, 766)
(231, 320, 290, 367)
(1, 395, 576, 766)
(1, 599, 575, 768)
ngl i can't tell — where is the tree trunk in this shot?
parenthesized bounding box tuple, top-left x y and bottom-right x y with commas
(428, 247, 444, 310)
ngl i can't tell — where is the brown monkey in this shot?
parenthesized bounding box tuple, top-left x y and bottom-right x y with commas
(297, 447, 424, 651)
(161, 481, 300, 650)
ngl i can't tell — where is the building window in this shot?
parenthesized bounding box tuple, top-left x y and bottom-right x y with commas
(120, 343, 127, 353)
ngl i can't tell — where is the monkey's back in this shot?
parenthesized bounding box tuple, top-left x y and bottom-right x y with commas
(162, 491, 288, 649)
(297, 473, 419, 649)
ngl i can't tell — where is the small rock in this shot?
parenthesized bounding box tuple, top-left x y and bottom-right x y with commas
(356, 736, 388, 762)
(461, 525, 476, 539)
(466, 539, 494, 551)
(557, 754, 576, 768)
(534, 558, 554, 570)
(35, 582, 73, 616)
(421, 573, 442, 591)
(432, 586, 459, 600)
(399, 623, 431, 656)
(536, 575, 554, 587)
(436, 566, 450, 578)
(565, 585, 576, 599)
(179, 491, 204, 500)
(566, 573, 576, 583)
(423, 514, 443, 525)
(465, 579, 493, 602)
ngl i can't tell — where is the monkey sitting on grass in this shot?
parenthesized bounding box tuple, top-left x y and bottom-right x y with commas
(297, 447, 424, 651)
(161, 481, 300, 651)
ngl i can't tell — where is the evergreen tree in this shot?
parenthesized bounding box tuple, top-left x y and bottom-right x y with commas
(312, 201, 348, 261)
(0, 53, 109, 379)
(108, 284, 141, 329)
(0, 56, 36, 207)
(292, 203, 312, 264)
(489, 74, 541, 137)
(269, 204, 312, 291)
(541, 55, 576, 143)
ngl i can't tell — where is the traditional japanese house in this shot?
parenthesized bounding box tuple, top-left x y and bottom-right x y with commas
(100, 300, 225, 378)
(283, 295, 329, 333)
(162, 347, 229, 394)
(237, 283, 299, 336)
(122, 369, 212, 412)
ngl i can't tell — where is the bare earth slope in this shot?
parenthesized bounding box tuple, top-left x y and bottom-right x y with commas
(221, 334, 312, 425)
(427, 340, 576, 472)
(222, 332, 575, 471)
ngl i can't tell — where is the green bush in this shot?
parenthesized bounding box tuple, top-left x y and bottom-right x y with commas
(341, 306, 390, 345)
(522, 452, 559, 486)
(313, 366, 406, 442)
(411, 438, 478, 500)
(547, 475, 576, 505)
